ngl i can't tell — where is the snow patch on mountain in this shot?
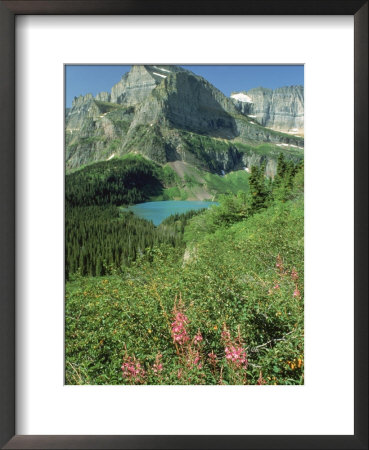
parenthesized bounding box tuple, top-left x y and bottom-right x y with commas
(154, 66, 171, 73)
(153, 72, 167, 79)
(231, 93, 253, 103)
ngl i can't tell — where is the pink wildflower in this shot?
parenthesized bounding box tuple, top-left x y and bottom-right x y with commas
(193, 330, 203, 344)
(293, 288, 301, 298)
(152, 353, 163, 375)
(222, 324, 248, 370)
(208, 351, 217, 369)
(276, 254, 284, 273)
(184, 346, 203, 369)
(273, 284, 280, 290)
(171, 311, 190, 345)
(121, 355, 146, 384)
(193, 353, 201, 366)
(225, 345, 248, 368)
(208, 351, 217, 361)
(291, 268, 299, 281)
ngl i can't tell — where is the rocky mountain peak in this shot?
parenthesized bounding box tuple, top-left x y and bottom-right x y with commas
(110, 65, 186, 106)
(72, 93, 94, 108)
(66, 66, 304, 173)
(127, 69, 241, 140)
(231, 85, 304, 134)
(95, 91, 111, 102)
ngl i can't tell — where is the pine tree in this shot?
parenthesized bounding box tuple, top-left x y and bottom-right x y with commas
(273, 153, 297, 202)
(248, 164, 268, 213)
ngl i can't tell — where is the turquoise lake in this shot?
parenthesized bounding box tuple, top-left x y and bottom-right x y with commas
(125, 200, 217, 226)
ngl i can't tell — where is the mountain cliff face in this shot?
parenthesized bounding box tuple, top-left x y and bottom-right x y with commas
(66, 65, 304, 174)
(231, 86, 304, 135)
(110, 65, 185, 105)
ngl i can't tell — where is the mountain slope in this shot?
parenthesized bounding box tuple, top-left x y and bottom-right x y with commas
(65, 154, 255, 203)
(65, 170, 304, 385)
(66, 65, 304, 174)
(231, 85, 304, 135)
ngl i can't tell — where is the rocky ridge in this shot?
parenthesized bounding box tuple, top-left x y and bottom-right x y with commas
(231, 85, 304, 135)
(66, 65, 304, 175)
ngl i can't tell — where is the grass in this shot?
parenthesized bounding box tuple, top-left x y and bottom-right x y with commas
(204, 170, 250, 197)
(65, 190, 304, 385)
(94, 100, 123, 114)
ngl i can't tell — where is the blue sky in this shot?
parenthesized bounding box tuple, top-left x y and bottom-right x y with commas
(65, 65, 304, 108)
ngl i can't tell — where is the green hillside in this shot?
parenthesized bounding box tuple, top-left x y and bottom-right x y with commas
(65, 154, 254, 279)
(65, 158, 304, 385)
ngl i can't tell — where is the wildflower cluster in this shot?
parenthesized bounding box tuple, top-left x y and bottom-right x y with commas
(208, 350, 217, 369)
(291, 267, 301, 298)
(221, 324, 248, 369)
(121, 355, 146, 384)
(193, 330, 203, 344)
(275, 254, 284, 273)
(186, 330, 204, 368)
(171, 297, 190, 345)
(287, 357, 303, 370)
(152, 352, 163, 375)
(117, 288, 301, 385)
(171, 300, 205, 376)
(184, 345, 202, 370)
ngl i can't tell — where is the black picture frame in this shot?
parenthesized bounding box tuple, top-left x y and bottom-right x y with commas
(0, 1, 367, 449)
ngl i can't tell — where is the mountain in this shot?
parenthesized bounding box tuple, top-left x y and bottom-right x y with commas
(110, 65, 185, 105)
(66, 65, 304, 176)
(230, 86, 304, 135)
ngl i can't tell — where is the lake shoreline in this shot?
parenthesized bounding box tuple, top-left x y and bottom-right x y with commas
(122, 200, 218, 226)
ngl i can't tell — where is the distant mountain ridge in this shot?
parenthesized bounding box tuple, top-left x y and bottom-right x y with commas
(66, 65, 304, 175)
(230, 85, 304, 135)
